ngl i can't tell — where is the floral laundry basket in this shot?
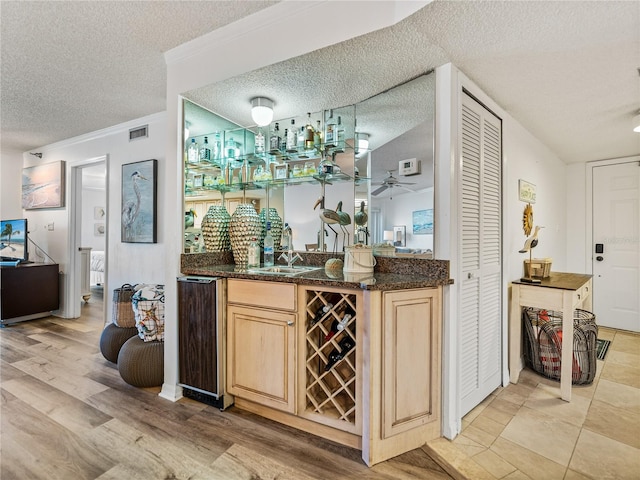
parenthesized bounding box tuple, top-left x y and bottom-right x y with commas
(131, 284, 165, 342)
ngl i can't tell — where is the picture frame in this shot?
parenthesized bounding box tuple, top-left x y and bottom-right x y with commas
(518, 179, 536, 203)
(121, 159, 157, 243)
(393, 225, 406, 247)
(94, 223, 105, 236)
(412, 209, 433, 234)
(274, 163, 288, 180)
(21, 160, 66, 209)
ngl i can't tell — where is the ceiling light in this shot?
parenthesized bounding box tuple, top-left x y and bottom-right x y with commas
(633, 112, 640, 133)
(251, 97, 274, 126)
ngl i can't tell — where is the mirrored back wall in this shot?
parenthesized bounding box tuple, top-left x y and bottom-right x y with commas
(181, 71, 435, 257)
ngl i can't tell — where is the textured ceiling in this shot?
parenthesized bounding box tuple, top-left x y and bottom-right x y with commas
(0, 0, 277, 154)
(2, 1, 639, 165)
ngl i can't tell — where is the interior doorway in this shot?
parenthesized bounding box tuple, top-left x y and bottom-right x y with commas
(67, 156, 107, 319)
(590, 158, 640, 332)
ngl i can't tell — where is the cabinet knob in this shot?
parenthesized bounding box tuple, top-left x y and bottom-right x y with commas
(287, 321, 294, 326)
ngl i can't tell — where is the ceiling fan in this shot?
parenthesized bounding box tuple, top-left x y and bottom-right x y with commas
(371, 170, 415, 198)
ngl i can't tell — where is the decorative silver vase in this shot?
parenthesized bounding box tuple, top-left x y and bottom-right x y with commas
(259, 207, 283, 250)
(201, 205, 231, 252)
(229, 203, 261, 266)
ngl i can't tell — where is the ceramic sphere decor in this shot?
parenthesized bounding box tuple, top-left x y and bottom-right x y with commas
(229, 203, 262, 266)
(259, 207, 283, 250)
(201, 205, 231, 252)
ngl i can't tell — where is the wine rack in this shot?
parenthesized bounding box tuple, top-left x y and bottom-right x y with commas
(303, 289, 358, 432)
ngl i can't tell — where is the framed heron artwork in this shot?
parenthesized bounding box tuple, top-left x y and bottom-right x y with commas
(121, 159, 157, 243)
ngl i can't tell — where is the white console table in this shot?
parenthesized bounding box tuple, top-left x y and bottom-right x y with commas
(509, 272, 592, 402)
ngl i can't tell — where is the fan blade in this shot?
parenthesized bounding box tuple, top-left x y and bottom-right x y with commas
(397, 181, 416, 185)
(372, 184, 389, 196)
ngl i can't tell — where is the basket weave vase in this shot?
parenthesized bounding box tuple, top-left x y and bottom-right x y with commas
(229, 203, 261, 266)
(201, 205, 231, 252)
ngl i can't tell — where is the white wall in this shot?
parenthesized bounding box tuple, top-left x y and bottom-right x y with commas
(1, 148, 25, 220)
(20, 112, 167, 320)
(81, 186, 106, 251)
(503, 121, 568, 281)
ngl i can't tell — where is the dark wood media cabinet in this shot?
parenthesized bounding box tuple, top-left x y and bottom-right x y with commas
(1, 263, 59, 323)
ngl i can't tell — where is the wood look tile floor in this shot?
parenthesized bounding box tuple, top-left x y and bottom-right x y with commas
(1, 288, 453, 480)
(426, 326, 640, 480)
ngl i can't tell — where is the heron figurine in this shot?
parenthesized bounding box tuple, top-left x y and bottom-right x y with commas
(121, 171, 148, 241)
(335, 201, 352, 249)
(519, 225, 544, 283)
(313, 196, 340, 252)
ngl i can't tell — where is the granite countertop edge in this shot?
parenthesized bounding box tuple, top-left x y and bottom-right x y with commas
(181, 264, 453, 291)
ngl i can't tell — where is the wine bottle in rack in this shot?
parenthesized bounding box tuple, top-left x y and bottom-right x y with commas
(325, 337, 356, 371)
(311, 302, 333, 326)
(324, 304, 353, 341)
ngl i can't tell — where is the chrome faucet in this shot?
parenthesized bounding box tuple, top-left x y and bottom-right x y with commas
(279, 249, 303, 268)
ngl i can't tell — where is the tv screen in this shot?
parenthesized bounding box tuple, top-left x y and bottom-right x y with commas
(0, 218, 28, 263)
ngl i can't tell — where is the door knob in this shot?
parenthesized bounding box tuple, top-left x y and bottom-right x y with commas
(596, 256, 604, 262)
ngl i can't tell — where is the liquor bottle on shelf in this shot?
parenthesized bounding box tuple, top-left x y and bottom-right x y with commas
(286, 119, 297, 153)
(314, 120, 322, 149)
(187, 138, 199, 164)
(199, 136, 211, 162)
(304, 113, 315, 150)
(336, 116, 345, 151)
(325, 337, 356, 371)
(247, 237, 260, 268)
(311, 302, 333, 326)
(324, 110, 336, 147)
(269, 123, 281, 154)
(263, 222, 274, 266)
(212, 132, 222, 162)
(297, 123, 305, 151)
(254, 128, 265, 156)
(282, 129, 288, 154)
(318, 152, 334, 176)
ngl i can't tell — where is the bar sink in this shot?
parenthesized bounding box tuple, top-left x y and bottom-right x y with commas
(248, 265, 321, 276)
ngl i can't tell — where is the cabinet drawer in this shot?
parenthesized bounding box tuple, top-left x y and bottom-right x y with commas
(227, 279, 296, 311)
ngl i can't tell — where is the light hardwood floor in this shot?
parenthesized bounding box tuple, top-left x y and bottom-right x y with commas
(1, 288, 453, 480)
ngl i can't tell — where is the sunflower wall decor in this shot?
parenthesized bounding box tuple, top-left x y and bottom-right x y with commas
(522, 203, 533, 236)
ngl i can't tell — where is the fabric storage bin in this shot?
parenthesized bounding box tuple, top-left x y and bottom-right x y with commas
(522, 307, 598, 385)
(112, 283, 136, 327)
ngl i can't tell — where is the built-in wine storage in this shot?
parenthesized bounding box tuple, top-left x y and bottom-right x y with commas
(302, 288, 359, 433)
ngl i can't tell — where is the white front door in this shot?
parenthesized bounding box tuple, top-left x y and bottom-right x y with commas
(592, 160, 640, 332)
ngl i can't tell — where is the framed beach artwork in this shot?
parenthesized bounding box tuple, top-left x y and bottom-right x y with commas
(21, 161, 66, 209)
(121, 159, 157, 243)
(412, 209, 433, 235)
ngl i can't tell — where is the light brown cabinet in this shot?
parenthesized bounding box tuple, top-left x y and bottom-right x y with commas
(224, 277, 442, 466)
(226, 279, 296, 413)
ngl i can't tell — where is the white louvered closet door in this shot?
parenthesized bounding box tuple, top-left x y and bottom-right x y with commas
(460, 92, 502, 416)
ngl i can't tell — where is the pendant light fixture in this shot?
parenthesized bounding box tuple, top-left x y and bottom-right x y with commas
(250, 97, 274, 126)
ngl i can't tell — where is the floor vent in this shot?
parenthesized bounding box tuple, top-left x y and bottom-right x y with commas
(129, 125, 148, 141)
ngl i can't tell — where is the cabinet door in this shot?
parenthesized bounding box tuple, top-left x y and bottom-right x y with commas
(227, 305, 296, 412)
(382, 288, 441, 438)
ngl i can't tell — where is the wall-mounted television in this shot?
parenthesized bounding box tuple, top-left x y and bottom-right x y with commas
(0, 218, 29, 263)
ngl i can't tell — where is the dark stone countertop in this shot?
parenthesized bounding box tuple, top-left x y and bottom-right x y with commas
(180, 252, 453, 291)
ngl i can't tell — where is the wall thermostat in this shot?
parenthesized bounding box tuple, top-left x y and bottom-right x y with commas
(399, 158, 420, 176)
